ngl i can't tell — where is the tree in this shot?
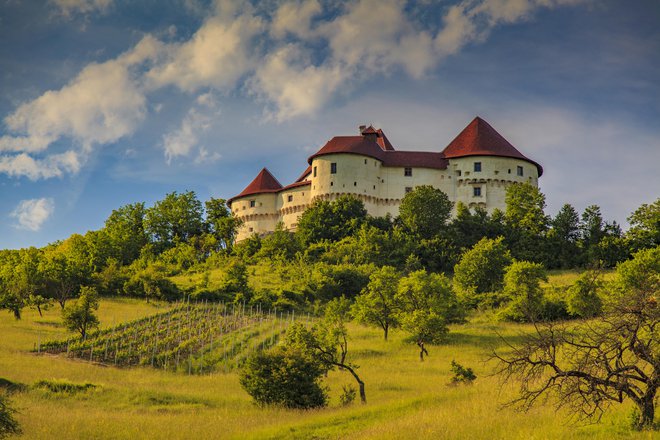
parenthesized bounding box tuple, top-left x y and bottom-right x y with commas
(398, 185, 453, 239)
(102, 202, 148, 265)
(145, 191, 204, 252)
(505, 183, 548, 236)
(62, 286, 100, 339)
(396, 270, 459, 360)
(257, 222, 300, 260)
(493, 246, 659, 430)
(0, 393, 21, 439)
(41, 235, 94, 309)
(627, 198, 660, 251)
(296, 195, 367, 245)
(566, 269, 603, 318)
(205, 198, 242, 252)
(0, 247, 45, 319)
(352, 266, 401, 340)
(453, 237, 512, 308)
(499, 261, 547, 322)
(285, 297, 367, 403)
(239, 346, 328, 409)
(548, 203, 582, 269)
(449, 202, 507, 252)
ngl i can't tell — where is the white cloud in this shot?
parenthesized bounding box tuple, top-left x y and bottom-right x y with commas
(162, 93, 220, 163)
(146, 3, 263, 92)
(0, 151, 81, 180)
(249, 44, 347, 121)
(271, 0, 322, 39)
(10, 198, 55, 231)
(51, 0, 113, 16)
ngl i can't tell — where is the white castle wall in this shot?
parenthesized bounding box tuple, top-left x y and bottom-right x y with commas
(231, 154, 540, 242)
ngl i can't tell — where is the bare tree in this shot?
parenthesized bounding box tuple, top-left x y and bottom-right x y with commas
(492, 247, 659, 430)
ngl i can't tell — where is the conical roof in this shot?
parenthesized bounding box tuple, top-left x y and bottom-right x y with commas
(230, 168, 283, 201)
(442, 117, 543, 176)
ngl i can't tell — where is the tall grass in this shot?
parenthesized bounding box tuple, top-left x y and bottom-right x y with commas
(1, 297, 648, 439)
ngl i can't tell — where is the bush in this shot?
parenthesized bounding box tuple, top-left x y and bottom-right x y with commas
(239, 347, 328, 409)
(33, 379, 97, 394)
(0, 394, 21, 439)
(449, 360, 477, 384)
(339, 385, 357, 406)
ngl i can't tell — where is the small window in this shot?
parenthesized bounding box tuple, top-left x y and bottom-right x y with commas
(473, 187, 481, 197)
(474, 162, 481, 172)
(313, 166, 317, 177)
(508, 169, 511, 174)
(457, 170, 462, 177)
(287, 195, 293, 202)
(330, 163, 337, 174)
(249, 227, 253, 232)
(517, 166, 523, 176)
(405, 187, 413, 194)
(404, 167, 412, 177)
(249, 200, 256, 208)
(330, 181, 333, 186)
(364, 159, 367, 164)
(354, 182, 357, 186)
(373, 185, 376, 190)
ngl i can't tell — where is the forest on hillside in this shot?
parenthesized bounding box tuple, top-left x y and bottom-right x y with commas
(0, 183, 657, 321)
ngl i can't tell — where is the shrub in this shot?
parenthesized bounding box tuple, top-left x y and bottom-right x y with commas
(0, 393, 21, 439)
(33, 379, 97, 394)
(239, 347, 328, 409)
(449, 360, 477, 384)
(339, 385, 357, 406)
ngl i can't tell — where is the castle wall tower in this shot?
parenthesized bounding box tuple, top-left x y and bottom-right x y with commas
(228, 117, 543, 242)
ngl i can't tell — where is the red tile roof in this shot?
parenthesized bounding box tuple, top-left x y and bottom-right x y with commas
(228, 168, 282, 203)
(295, 165, 312, 182)
(442, 116, 543, 176)
(307, 136, 387, 164)
(376, 129, 395, 151)
(383, 151, 448, 169)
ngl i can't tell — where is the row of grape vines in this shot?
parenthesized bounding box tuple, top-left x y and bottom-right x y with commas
(37, 301, 307, 374)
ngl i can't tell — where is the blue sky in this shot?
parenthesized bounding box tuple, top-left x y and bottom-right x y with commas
(1, 0, 659, 249)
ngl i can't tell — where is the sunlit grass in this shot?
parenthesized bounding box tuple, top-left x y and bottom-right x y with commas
(0, 298, 648, 439)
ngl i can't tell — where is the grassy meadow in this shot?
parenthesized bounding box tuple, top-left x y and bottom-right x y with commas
(0, 275, 653, 439)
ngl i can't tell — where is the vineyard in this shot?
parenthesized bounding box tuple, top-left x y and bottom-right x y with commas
(37, 302, 305, 374)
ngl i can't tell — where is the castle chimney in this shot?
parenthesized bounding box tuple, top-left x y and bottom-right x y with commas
(359, 125, 367, 133)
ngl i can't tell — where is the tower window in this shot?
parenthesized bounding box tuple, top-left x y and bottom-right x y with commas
(517, 166, 523, 176)
(330, 163, 337, 174)
(404, 167, 412, 176)
(354, 182, 357, 186)
(364, 159, 367, 164)
(287, 195, 293, 202)
(457, 170, 462, 177)
(250, 200, 256, 207)
(474, 162, 481, 172)
(313, 166, 317, 177)
(330, 181, 334, 186)
(508, 169, 511, 174)
(473, 187, 481, 197)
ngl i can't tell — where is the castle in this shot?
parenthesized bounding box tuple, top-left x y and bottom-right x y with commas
(228, 117, 542, 242)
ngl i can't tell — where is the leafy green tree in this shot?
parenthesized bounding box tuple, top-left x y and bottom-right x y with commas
(566, 269, 603, 318)
(500, 261, 547, 322)
(580, 205, 605, 263)
(352, 266, 401, 340)
(494, 246, 660, 430)
(124, 263, 180, 302)
(257, 222, 300, 261)
(398, 185, 453, 239)
(239, 346, 328, 409)
(505, 183, 549, 236)
(449, 202, 507, 252)
(205, 198, 241, 252)
(42, 236, 93, 309)
(0, 247, 44, 319)
(396, 270, 458, 360)
(504, 183, 549, 263)
(548, 203, 582, 269)
(286, 297, 367, 403)
(145, 191, 204, 252)
(0, 393, 21, 439)
(102, 202, 148, 265)
(62, 286, 100, 338)
(296, 195, 367, 245)
(453, 237, 512, 308)
(627, 198, 660, 251)
(223, 259, 250, 301)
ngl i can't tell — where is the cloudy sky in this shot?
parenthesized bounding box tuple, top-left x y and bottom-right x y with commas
(1, 0, 659, 249)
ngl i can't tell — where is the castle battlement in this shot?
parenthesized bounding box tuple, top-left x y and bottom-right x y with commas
(228, 117, 542, 242)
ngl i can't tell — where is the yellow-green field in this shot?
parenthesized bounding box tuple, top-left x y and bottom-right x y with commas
(1, 294, 652, 439)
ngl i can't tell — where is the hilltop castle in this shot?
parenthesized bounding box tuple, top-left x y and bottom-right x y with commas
(228, 117, 542, 242)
